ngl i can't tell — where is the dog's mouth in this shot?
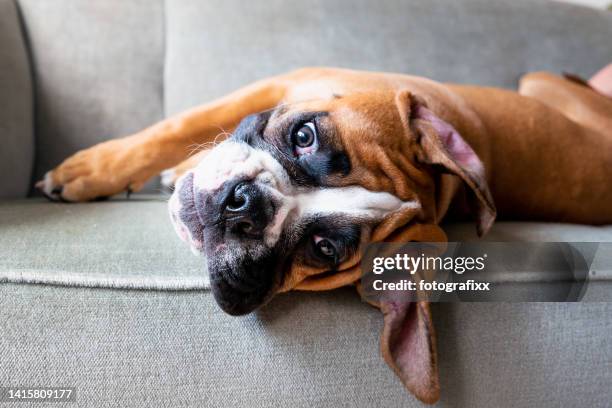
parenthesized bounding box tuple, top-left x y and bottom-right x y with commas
(168, 141, 294, 315)
(206, 245, 288, 315)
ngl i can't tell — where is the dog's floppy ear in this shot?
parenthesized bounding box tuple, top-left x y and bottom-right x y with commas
(358, 223, 444, 404)
(380, 300, 439, 404)
(396, 91, 496, 236)
(381, 224, 442, 404)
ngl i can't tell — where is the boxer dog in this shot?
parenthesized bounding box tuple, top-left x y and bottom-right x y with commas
(37, 67, 612, 404)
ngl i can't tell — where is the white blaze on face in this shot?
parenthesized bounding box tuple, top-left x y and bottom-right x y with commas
(264, 187, 420, 246)
(192, 141, 292, 195)
(177, 140, 420, 249)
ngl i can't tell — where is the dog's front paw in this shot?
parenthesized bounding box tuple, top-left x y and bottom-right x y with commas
(36, 137, 150, 202)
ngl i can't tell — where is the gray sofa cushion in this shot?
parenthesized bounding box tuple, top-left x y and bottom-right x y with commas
(2, 198, 611, 294)
(17, 0, 166, 186)
(1, 283, 610, 407)
(0, 0, 33, 198)
(1, 196, 611, 407)
(0, 197, 204, 289)
(165, 0, 612, 114)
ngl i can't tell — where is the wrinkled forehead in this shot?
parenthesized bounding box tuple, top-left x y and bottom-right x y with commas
(271, 92, 404, 139)
(269, 92, 419, 198)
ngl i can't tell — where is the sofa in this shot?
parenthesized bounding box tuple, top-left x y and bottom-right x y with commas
(1, 0, 611, 406)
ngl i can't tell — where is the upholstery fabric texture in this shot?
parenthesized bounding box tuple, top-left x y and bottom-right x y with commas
(0, 197, 206, 290)
(1, 285, 611, 407)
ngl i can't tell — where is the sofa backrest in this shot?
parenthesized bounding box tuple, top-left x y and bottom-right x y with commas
(0, 0, 33, 198)
(163, 0, 612, 115)
(16, 0, 166, 193)
(2, 0, 612, 196)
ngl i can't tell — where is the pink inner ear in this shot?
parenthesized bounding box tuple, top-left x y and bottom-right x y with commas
(382, 300, 439, 404)
(415, 105, 484, 174)
(390, 302, 433, 393)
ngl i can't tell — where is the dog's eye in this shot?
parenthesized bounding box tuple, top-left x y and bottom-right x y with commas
(313, 235, 337, 260)
(292, 122, 318, 156)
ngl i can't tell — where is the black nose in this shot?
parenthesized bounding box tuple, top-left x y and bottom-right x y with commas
(222, 181, 273, 238)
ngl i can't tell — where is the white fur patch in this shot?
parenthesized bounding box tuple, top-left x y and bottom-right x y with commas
(168, 173, 204, 256)
(37, 171, 59, 199)
(263, 187, 418, 247)
(192, 142, 291, 194)
(160, 168, 176, 188)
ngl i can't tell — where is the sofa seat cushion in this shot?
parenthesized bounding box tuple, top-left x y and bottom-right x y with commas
(1, 197, 611, 291)
(2, 198, 612, 406)
(0, 196, 204, 289)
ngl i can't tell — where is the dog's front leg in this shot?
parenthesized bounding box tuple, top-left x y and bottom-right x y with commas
(37, 74, 291, 201)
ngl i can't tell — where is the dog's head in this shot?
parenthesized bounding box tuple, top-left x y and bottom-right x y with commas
(169, 89, 495, 404)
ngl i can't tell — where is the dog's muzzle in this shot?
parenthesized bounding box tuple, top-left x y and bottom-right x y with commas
(169, 141, 290, 315)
